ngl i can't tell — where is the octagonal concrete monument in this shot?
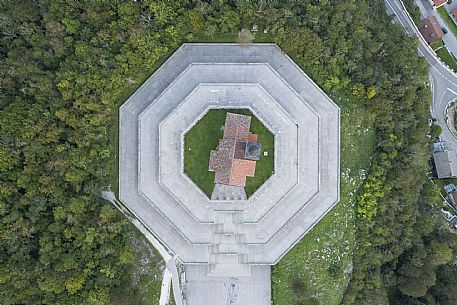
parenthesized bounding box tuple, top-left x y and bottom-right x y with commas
(119, 44, 340, 305)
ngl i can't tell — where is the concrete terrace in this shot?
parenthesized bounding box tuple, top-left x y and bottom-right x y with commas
(119, 44, 340, 305)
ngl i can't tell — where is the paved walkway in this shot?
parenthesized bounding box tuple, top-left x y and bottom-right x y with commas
(184, 265, 271, 305)
(147, 82, 301, 224)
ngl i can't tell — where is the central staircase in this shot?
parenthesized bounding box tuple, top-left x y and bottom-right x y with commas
(208, 210, 250, 277)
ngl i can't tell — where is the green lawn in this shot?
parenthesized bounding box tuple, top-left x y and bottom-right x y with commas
(252, 23, 275, 42)
(430, 37, 444, 51)
(436, 47, 457, 71)
(184, 109, 274, 198)
(190, 27, 274, 43)
(190, 32, 238, 43)
(438, 7, 457, 38)
(272, 96, 377, 305)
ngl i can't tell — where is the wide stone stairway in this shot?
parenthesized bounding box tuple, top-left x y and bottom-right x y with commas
(208, 210, 250, 277)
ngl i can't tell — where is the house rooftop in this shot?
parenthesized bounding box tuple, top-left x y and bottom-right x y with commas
(223, 112, 251, 142)
(433, 141, 457, 178)
(419, 16, 444, 44)
(209, 113, 261, 187)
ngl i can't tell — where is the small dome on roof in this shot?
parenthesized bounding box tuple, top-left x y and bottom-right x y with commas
(245, 142, 262, 160)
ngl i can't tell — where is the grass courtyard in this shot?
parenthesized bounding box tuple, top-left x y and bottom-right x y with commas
(184, 108, 274, 198)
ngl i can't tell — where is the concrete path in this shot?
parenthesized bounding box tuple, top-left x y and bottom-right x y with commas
(159, 268, 172, 305)
(183, 265, 271, 305)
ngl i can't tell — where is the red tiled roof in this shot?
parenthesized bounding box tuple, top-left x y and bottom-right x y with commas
(208, 113, 260, 187)
(248, 133, 258, 142)
(208, 139, 236, 184)
(229, 159, 256, 187)
(419, 16, 444, 44)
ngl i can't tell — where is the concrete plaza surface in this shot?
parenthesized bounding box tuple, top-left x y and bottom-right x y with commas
(184, 265, 271, 305)
(119, 44, 340, 305)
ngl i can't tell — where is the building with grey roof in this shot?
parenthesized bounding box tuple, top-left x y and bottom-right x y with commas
(433, 141, 457, 178)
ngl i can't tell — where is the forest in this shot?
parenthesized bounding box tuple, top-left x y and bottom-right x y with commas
(1, 0, 456, 304)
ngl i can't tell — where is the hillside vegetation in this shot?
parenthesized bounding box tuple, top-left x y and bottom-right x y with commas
(1, 1, 456, 305)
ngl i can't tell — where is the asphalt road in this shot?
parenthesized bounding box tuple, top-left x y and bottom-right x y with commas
(385, 0, 457, 148)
